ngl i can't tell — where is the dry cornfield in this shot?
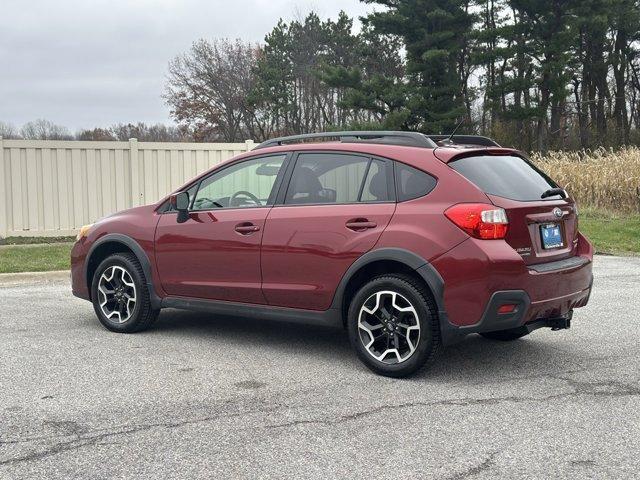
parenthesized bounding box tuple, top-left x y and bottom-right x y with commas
(530, 147, 640, 214)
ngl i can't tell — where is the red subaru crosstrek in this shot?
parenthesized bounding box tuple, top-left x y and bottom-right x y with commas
(71, 132, 593, 377)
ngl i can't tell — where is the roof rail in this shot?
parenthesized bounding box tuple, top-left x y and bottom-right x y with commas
(428, 135, 501, 147)
(254, 131, 438, 150)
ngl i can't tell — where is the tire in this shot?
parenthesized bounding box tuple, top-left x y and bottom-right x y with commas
(347, 274, 440, 378)
(90, 252, 159, 333)
(479, 327, 529, 341)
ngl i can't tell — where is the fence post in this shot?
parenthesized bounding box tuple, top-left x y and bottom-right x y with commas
(0, 136, 6, 238)
(245, 139, 255, 151)
(129, 138, 142, 207)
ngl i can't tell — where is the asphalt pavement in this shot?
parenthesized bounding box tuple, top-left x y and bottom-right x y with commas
(0, 256, 639, 479)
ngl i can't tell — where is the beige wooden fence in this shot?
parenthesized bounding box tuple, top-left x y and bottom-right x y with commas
(0, 138, 255, 237)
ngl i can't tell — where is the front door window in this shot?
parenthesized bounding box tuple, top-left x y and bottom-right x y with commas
(192, 155, 286, 210)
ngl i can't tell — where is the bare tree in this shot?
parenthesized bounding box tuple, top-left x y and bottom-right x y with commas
(109, 123, 188, 142)
(164, 39, 262, 142)
(76, 127, 116, 141)
(0, 121, 20, 139)
(20, 119, 72, 140)
(76, 123, 189, 142)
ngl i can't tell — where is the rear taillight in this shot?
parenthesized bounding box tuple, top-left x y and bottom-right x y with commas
(445, 203, 509, 239)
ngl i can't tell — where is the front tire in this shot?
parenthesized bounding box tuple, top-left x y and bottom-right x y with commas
(347, 274, 440, 378)
(91, 253, 159, 333)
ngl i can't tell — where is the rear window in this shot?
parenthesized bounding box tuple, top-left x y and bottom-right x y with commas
(450, 155, 559, 201)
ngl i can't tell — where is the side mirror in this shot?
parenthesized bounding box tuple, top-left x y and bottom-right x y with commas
(170, 192, 190, 223)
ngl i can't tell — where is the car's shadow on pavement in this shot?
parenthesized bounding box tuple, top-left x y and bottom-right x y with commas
(417, 334, 592, 384)
(141, 309, 590, 382)
(150, 308, 353, 361)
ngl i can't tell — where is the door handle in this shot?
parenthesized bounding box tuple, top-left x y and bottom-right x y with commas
(235, 222, 261, 234)
(345, 219, 377, 231)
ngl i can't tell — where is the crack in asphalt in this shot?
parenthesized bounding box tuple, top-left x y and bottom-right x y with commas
(1, 375, 638, 467)
(2, 355, 639, 470)
(444, 452, 498, 480)
(264, 376, 640, 429)
(0, 408, 267, 466)
(1, 378, 639, 468)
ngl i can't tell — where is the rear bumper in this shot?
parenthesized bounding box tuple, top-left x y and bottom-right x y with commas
(432, 233, 594, 345)
(439, 280, 591, 345)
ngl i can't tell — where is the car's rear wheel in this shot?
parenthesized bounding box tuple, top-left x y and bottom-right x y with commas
(347, 274, 440, 378)
(91, 253, 159, 333)
(479, 327, 529, 341)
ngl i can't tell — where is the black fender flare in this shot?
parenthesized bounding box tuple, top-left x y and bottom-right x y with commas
(329, 248, 448, 320)
(329, 247, 464, 344)
(84, 233, 162, 309)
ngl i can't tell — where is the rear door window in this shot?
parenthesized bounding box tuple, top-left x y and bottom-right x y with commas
(360, 160, 390, 202)
(450, 155, 559, 201)
(285, 153, 390, 205)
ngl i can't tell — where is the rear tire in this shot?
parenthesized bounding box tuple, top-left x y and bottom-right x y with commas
(347, 274, 440, 378)
(91, 253, 159, 333)
(479, 327, 529, 341)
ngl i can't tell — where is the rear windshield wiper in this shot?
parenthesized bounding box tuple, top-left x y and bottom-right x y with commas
(541, 188, 567, 199)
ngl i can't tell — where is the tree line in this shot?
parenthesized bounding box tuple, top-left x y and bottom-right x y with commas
(165, 0, 640, 151)
(0, 119, 189, 142)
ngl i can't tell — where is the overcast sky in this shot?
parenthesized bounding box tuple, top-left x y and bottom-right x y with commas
(0, 0, 371, 132)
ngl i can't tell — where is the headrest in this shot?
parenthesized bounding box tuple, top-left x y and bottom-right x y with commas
(368, 170, 387, 200)
(291, 167, 322, 195)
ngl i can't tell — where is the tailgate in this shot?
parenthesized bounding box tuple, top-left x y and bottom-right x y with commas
(487, 195, 578, 265)
(449, 153, 579, 265)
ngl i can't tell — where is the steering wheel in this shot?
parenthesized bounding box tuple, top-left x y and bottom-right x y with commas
(193, 197, 223, 210)
(229, 190, 262, 207)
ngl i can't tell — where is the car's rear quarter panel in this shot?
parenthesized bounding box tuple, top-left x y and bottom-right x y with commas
(373, 148, 490, 263)
(431, 234, 593, 327)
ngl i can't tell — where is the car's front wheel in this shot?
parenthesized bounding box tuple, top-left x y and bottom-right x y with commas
(347, 274, 440, 378)
(91, 253, 159, 333)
